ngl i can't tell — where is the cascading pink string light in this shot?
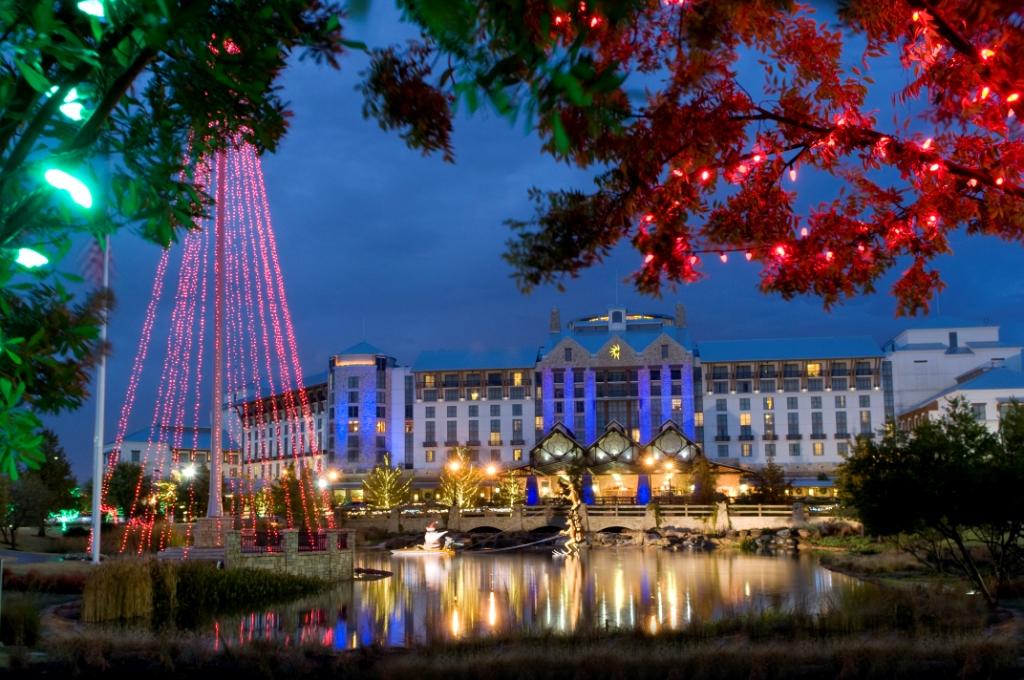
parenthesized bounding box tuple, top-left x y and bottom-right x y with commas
(249, 149, 334, 527)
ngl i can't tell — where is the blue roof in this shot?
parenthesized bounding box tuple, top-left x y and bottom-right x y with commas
(338, 341, 384, 355)
(696, 336, 883, 363)
(412, 347, 540, 372)
(114, 426, 234, 450)
(955, 366, 1024, 391)
(543, 327, 692, 357)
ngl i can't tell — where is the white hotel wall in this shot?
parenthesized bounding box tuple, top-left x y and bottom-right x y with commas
(412, 396, 537, 472)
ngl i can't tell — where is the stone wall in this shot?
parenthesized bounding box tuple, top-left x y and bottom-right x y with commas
(224, 529, 356, 580)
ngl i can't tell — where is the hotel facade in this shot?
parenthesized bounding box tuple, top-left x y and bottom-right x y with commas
(122, 305, 1022, 501)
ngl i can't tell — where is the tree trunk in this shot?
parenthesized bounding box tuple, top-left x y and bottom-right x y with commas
(949, 530, 996, 607)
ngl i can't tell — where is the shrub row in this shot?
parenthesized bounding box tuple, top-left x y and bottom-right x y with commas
(2, 568, 88, 594)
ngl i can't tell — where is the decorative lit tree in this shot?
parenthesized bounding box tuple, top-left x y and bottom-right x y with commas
(364, 1, 1024, 315)
(0, 0, 349, 473)
(496, 469, 525, 510)
(362, 454, 411, 510)
(270, 464, 327, 531)
(438, 448, 482, 509)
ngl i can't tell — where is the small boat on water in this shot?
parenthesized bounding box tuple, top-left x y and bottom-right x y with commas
(390, 546, 454, 557)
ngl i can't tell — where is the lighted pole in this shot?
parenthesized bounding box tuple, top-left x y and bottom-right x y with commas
(207, 151, 226, 518)
(90, 236, 109, 564)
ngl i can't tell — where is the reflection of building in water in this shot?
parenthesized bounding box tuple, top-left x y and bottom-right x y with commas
(216, 551, 859, 650)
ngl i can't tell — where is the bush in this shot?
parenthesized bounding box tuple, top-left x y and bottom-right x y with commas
(62, 526, 90, 538)
(2, 568, 88, 594)
(1, 594, 42, 646)
(82, 559, 328, 627)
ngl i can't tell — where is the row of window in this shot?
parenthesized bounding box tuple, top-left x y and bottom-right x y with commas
(714, 410, 872, 437)
(709, 377, 874, 394)
(707, 361, 874, 379)
(716, 395, 871, 411)
(422, 419, 527, 444)
(716, 441, 852, 458)
(420, 371, 529, 389)
(424, 404, 524, 418)
(422, 448, 525, 463)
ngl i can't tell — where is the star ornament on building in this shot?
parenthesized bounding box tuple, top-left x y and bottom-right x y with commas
(609, 343, 621, 360)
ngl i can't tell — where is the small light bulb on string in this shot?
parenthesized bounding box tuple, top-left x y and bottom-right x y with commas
(745, 251, 753, 261)
(719, 252, 727, 263)
(589, 16, 600, 27)
(789, 168, 797, 181)
(644, 253, 654, 264)
(911, 11, 920, 21)
(774, 245, 787, 258)
(928, 162, 940, 172)
(688, 254, 699, 266)
(981, 48, 995, 60)
(968, 178, 978, 187)
(981, 86, 990, 100)
(920, 138, 933, 150)
(699, 170, 711, 182)
(996, 177, 1004, 186)
(672, 168, 684, 177)
(1007, 93, 1020, 103)
(752, 154, 762, 163)
(643, 213, 655, 223)
(799, 227, 808, 238)
(824, 250, 834, 262)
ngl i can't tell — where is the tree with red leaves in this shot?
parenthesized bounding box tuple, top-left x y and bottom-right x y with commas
(363, 0, 1024, 315)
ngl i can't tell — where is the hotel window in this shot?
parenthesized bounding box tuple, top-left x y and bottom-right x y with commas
(575, 385, 585, 398)
(423, 374, 435, 388)
(131, 449, 141, 463)
(554, 401, 564, 414)
(787, 412, 800, 434)
(535, 416, 544, 431)
(694, 412, 704, 427)
(513, 448, 523, 461)
(347, 376, 359, 389)
(468, 390, 480, 401)
(512, 418, 522, 434)
(810, 396, 822, 409)
(716, 413, 729, 437)
(832, 377, 848, 391)
(376, 436, 386, 450)
(739, 398, 751, 410)
(651, 368, 661, 381)
(347, 419, 359, 433)
(447, 405, 457, 417)
(765, 443, 776, 457)
(564, 347, 573, 361)
(446, 421, 457, 443)
(717, 444, 729, 457)
(783, 363, 801, 378)
(834, 395, 846, 409)
(425, 450, 435, 463)
(490, 449, 501, 462)
(784, 378, 801, 392)
(468, 405, 478, 417)
(512, 403, 522, 416)
(811, 412, 824, 436)
(425, 421, 435, 442)
(859, 410, 872, 434)
(741, 443, 752, 457)
(423, 389, 437, 402)
(837, 442, 849, 457)
(786, 397, 798, 410)
(348, 405, 358, 418)
(763, 396, 774, 410)
(836, 411, 848, 435)
(806, 362, 822, 377)
(376, 420, 386, 433)
(487, 387, 503, 400)
(444, 388, 459, 401)
(671, 397, 682, 411)
(512, 372, 523, 387)
(489, 432, 501, 446)
(716, 398, 727, 410)
(468, 420, 479, 441)
(859, 395, 870, 408)
(739, 412, 752, 437)
(813, 441, 825, 456)
(763, 412, 775, 436)
(575, 401, 585, 413)
(425, 406, 435, 418)
(789, 442, 801, 456)
(490, 404, 501, 417)
(554, 386, 564, 399)
(761, 379, 776, 393)
(661, 343, 669, 359)
(375, 406, 386, 418)
(808, 378, 823, 392)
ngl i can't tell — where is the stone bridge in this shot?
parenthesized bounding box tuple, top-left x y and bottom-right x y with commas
(343, 503, 837, 535)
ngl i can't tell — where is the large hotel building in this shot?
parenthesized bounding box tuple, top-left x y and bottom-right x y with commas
(114, 305, 1024, 498)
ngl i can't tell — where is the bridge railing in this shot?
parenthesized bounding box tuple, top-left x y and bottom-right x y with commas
(656, 504, 715, 518)
(727, 504, 793, 517)
(586, 504, 646, 517)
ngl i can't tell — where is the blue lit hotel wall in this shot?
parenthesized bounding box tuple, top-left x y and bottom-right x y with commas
(329, 345, 405, 471)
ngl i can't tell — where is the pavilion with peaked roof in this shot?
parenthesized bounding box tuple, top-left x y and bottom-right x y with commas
(520, 420, 749, 504)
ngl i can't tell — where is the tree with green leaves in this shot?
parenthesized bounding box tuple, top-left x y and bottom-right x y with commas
(688, 454, 718, 505)
(437, 447, 482, 509)
(362, 454, 411, 509)
(742, 460, 790, 504)
(839, 398, 1024, 608)
(0, 0, 349, 476)
(106, 461, 150, 518)
(0, 474, 50, 549)
(23, 429, 77, 535)
(269, 464, 326, 530)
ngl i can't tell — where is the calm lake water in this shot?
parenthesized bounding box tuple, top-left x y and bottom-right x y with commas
(211, 549, 861, 649)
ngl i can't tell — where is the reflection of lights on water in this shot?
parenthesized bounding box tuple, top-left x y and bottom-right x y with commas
(488, 591, 498, 629)
(614, 568, 625, 626)
(451, 608, 461, 638)
(648, 615, 658, 634)
(744, 581, 751, 598)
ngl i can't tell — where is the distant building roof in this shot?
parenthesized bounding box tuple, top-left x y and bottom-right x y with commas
(337, 341, 384, 356)
(113, 426, 237, 451)
(412, 347, 540, 372)
(542, 327, 691, 357)
(696, 336, 883, 363)
(955, 366, 1024, 392)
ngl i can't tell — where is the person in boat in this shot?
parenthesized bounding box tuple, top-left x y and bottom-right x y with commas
(422, 521, 448, 550)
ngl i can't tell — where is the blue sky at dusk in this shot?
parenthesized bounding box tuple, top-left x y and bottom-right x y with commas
(47, 3, 1024, 478)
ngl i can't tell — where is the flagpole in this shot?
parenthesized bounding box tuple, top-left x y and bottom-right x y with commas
(91, 235, 109, 565)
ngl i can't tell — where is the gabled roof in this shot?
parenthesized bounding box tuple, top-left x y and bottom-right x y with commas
(542, 327, 691, 357)
(901, 365, 1024, 414)
(696, 336, 883, 363)
(338, 341, 384, 356)
(412, 347, 540, 372)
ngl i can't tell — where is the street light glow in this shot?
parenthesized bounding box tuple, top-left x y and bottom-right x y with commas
(181, 464, 196, 479)
(44, 168, 93, 208)
(14, 247, 48, 269)
(447, 459, 461, 472)
(485, 464, 497, 476)
(317, 477, 328, 490)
